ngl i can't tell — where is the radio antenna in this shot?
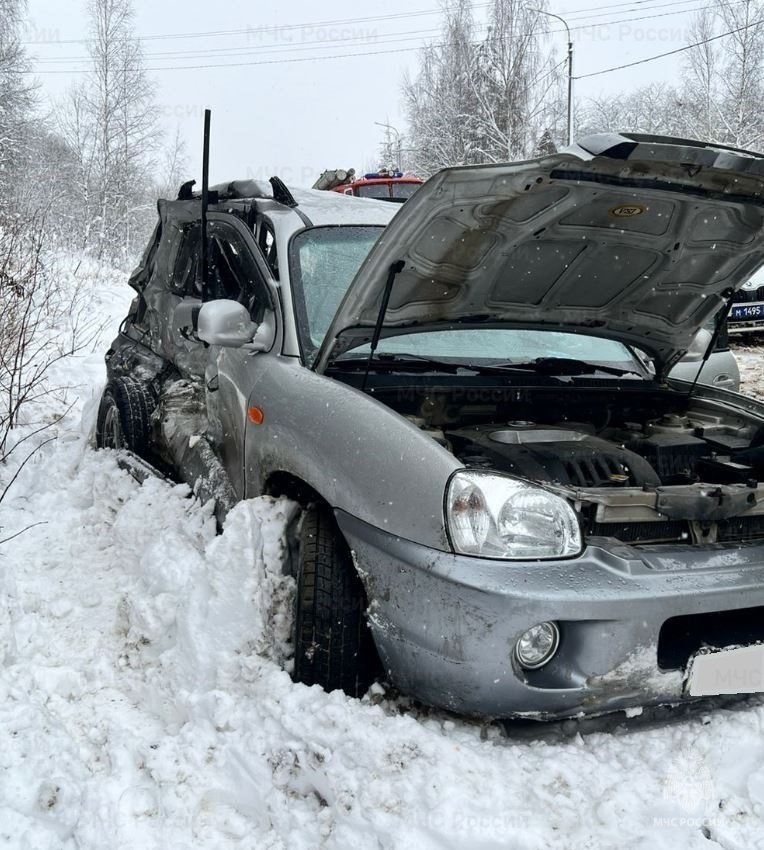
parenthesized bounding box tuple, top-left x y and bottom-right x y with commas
(200, 108, 211, 299)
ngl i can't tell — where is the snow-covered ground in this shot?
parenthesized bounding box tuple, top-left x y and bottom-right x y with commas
(5, 273, 764, 849)
(735, 342, 764, 402)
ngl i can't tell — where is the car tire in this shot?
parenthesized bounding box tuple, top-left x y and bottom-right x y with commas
(95, 377, 154, 457)
(293, 503, 381, 697)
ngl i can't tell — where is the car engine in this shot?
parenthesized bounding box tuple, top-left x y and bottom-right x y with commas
(445, 415, 763, 489)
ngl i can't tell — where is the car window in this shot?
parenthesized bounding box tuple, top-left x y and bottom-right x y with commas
(257, 220, 279, 279)
(356, 183, 391, 199)
(289, 225, 384, 360)
(171, 224, 201, 295)
(391, 183, 420, 200)
(208, 223, 270, 322)
(171, 222, 269, 321)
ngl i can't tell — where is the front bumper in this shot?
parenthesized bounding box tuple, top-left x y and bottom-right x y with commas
(336, 510, 764, 720)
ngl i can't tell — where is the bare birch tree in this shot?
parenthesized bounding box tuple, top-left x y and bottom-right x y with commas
(0, 0, 35, 199)
(53, 0, 158, 264)
(577, 83, 691, 139)
(156, 126, 189, 199)
(682, 0, 764, 149)
(403, 0, 480, 175)
(403, 0, 563, 175)
(470, 0, 564, 162)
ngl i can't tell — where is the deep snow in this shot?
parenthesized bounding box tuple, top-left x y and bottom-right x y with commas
(4, 272, 764, 848)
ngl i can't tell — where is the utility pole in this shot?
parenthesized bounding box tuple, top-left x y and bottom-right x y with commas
(532, 9, 573, 145)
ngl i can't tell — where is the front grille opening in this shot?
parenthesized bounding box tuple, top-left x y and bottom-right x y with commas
(719, 515, 764, 543)
(589, 515, 764, 546)
(658, 606, 764, 670)
(589, 520, 687, 544)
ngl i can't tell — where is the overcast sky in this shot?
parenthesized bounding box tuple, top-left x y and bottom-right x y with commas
(23, 0, 697, 188)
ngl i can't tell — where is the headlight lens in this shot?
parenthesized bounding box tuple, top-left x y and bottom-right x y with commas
(446, 471, 582, 560)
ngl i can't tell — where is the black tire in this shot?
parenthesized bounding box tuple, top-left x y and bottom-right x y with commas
(95, 377, 154, 457)
(293, 503, 381, 697)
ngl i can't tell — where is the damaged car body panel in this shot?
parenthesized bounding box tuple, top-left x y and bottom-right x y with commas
(100, 133, 764, 720)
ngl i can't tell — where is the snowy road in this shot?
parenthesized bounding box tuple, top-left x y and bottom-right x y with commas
(4, 280, 764, 848)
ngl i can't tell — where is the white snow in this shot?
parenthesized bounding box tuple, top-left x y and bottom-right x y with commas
(4, 266, 764, 848)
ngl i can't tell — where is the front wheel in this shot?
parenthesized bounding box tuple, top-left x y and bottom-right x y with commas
(292, 503, 381, 697)
(95, 377, 154, 457)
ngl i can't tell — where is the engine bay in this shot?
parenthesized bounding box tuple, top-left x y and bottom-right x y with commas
(445, 414, 763, 490)
(364, 382, 764, 545)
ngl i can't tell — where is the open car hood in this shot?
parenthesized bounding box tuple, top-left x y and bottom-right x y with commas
(315, 133, 764, 377)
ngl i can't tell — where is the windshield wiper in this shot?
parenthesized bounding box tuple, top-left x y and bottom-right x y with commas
(335, 353, 569, 378)
(334, 354, 642, 379)
(473, 357, 644, 378)
(336, 353, 464, 374)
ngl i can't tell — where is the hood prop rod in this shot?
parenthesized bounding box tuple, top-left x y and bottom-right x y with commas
(687, 289, 735, 399)
(361, 260, 405, 392)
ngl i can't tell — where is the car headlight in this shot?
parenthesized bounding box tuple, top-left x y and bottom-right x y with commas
(446, 471, 583, 560)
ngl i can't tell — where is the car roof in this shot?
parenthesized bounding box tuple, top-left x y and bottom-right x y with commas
(161, 180, 399, 229)
(284, 186, 397, 226)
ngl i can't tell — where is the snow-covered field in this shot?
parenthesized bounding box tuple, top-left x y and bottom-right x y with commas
(6, 273, 764, 849)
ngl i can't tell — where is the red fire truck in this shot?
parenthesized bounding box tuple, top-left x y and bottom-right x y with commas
(313, 168, 423, 203)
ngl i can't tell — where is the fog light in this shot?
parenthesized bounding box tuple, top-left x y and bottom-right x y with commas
(515, 622, 560, 670)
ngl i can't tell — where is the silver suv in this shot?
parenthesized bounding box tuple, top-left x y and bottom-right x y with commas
(99, 135, 764, 720)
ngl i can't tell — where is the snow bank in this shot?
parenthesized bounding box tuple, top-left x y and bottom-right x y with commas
(3, 269, 764, 849)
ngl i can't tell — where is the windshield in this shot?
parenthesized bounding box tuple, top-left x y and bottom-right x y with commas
(290, 225, 384, 359)
(290, 225, 643, 374)
(356, 183, 391, 199)
(391, 182, 420, 200)
(336, 329, 641, 374)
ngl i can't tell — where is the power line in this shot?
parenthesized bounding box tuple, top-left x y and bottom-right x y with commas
(29, 0, 710, 64)
(24, 0, 738, 74)
(21, 4, 493, 46)
(30, 26, 447, 64)
(574, 15, 764, 78)
(19, 0, 706, 49)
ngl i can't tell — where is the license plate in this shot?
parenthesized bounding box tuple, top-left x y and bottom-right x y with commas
(686, 644, 764, 697)
(731, 303, 764, 320)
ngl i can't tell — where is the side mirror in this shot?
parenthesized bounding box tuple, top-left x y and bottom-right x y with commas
(197, 300, 257, 348)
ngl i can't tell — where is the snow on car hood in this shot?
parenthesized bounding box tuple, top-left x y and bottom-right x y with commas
(316, 133, 764, 376)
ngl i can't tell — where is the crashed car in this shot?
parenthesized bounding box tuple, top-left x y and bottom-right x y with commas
(98, 133, 764, 720)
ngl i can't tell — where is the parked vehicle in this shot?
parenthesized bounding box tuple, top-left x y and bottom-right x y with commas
(98, 134, 764, 720)
(313, 167, 423, 202)
(728, 266, 764, 335)
(668, 321, 739, 391)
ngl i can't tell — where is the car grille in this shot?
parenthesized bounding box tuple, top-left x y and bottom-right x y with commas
(658, 606, 764, 670)
(589, 520, 687, 543)
(589, 514, 764, 545)
(718, 515, 764, 543)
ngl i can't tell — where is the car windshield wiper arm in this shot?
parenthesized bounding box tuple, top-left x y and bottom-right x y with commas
(335, 353, 564, 378)
(334, 354, 642, 378)
(474, 357, 643, 378)
(336, 353, 463, 374)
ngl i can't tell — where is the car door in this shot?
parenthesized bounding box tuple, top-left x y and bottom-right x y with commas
(164, 222, 208, 378)
(203, 217, 276, 497)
